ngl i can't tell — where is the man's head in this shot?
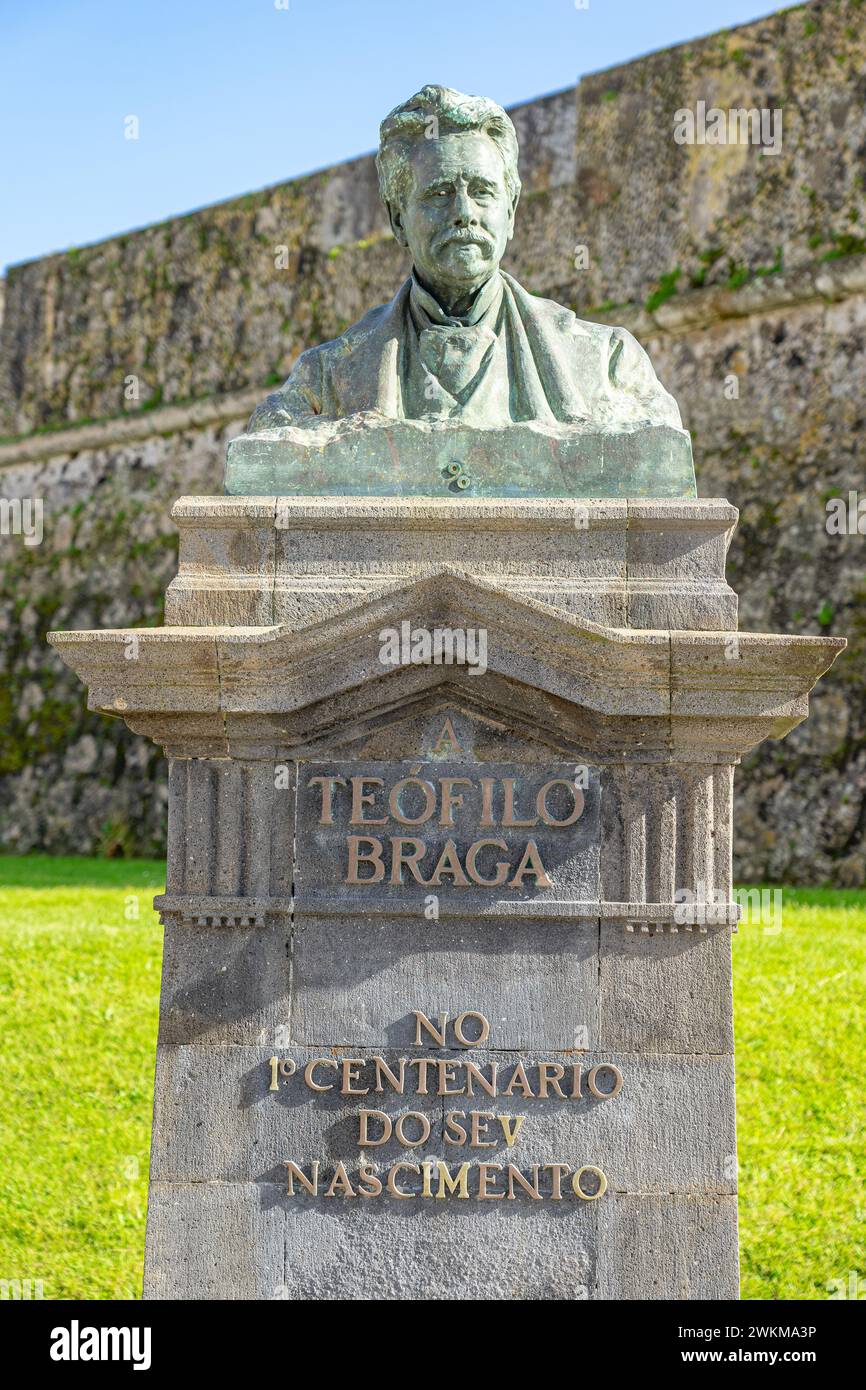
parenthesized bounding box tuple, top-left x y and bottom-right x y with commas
(377, 86, 521, 309)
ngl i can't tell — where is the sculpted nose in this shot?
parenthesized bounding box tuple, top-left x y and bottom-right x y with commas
(452, 186, 477, 226)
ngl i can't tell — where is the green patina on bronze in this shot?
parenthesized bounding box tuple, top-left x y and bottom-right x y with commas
(237, 86, 694, 499)
(226, 419, 695, 498)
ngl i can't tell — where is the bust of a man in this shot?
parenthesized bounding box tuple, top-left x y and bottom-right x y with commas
(248, 85, 680, 432)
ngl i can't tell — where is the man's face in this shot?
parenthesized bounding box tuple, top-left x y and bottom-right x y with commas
(390, 131, 516, 301)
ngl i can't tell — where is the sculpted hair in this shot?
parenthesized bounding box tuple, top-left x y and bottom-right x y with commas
(377, 85, 521, 213)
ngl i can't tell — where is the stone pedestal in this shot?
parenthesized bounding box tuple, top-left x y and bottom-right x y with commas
(50, 495, 843, 1301)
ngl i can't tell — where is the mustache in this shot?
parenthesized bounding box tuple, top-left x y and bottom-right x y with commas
(436, 228, 494, 251)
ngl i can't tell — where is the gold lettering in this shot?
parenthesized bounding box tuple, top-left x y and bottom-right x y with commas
(538, 1062, 567, 1098)
(477, 1162, 504, 1199)
(325, 1161, 356, 1198)
(444, 1111, 468, 1146)
(503, 1062, 535, 1098)
(431, 718, 461, 757)
(465, 838, 510, 886)
(394, 1111, 431, 1147)
(389, 837, 427, 884)
(427, 839, 470, 887)
(358, 1110, 391, 1145)
(387, 1162, 419, 1198)
(572, 1165, 608, 1200)
(587, 1063, 623, 1100)
(453, 1010, 490, 1046)
(464, 1060, 498, 1098)
(509, 839, 552, 889)
(497, 1115, 525, 1148)
(307, 775, 346, 825)
(502, 778, 537, 828)
(479, 776, 496, 828)
(439, 776, 472, 827)
(304, 1058, 338, 1092)
(407, 1057, 433, 1093)
(506, 1163, 542, 1200)
(372, 1056, 406, 1094)
(388, 777, 436, 826)
(285, 1160, 319, 1196)
(357, 1162, 383, 1197)
(345, 835, 385, 884)
(413, 1011, 447, 1047)
(535, 778, 584, 826)
(545, 1163, 570, 1200)
(470, 1111, 496, 1149)
(435, 1160, 470, 1199)
(349, 776, 387, 825)
(341, 1059, 369, 1096)
(265, 1056, 296, 1089)
(437, 1060, 466, 1096)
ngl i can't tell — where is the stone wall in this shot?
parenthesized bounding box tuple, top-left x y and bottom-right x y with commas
(1, 0, 863, 881)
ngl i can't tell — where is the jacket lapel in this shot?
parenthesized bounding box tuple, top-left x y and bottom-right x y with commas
(327, 279, 412, 417)
(501, 272, 592, 421)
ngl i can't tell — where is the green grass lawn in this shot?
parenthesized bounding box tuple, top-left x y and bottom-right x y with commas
(0, 857, 863, 1300)
(733, 886, 866, 1300)
(0, 857, 164, 1300)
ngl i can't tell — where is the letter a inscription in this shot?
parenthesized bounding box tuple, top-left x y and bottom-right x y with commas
(431, 718, 462, 757)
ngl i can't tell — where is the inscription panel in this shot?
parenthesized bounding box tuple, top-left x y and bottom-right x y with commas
(294, 759, 601, 913)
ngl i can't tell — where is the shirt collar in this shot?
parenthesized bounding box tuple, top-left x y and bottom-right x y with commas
(410, 270, 503, 328)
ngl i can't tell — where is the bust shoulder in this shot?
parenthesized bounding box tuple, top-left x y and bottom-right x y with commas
(500, 272, 613, 347)
(322, 280, 413, 360)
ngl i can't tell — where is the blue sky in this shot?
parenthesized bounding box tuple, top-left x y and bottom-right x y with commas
(2, 0, 776, 272)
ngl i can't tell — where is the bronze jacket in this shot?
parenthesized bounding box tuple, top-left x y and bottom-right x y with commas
(248, 271, 681, 431)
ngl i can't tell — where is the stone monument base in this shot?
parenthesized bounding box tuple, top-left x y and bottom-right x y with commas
(49, 493, 843, 1300)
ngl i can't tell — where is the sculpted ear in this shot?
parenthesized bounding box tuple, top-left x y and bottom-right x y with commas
(506, 188, 520, 241)
(387, 200, 409, 249)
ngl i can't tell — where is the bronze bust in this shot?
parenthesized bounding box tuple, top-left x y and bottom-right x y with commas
(248, 85, 680, 434)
